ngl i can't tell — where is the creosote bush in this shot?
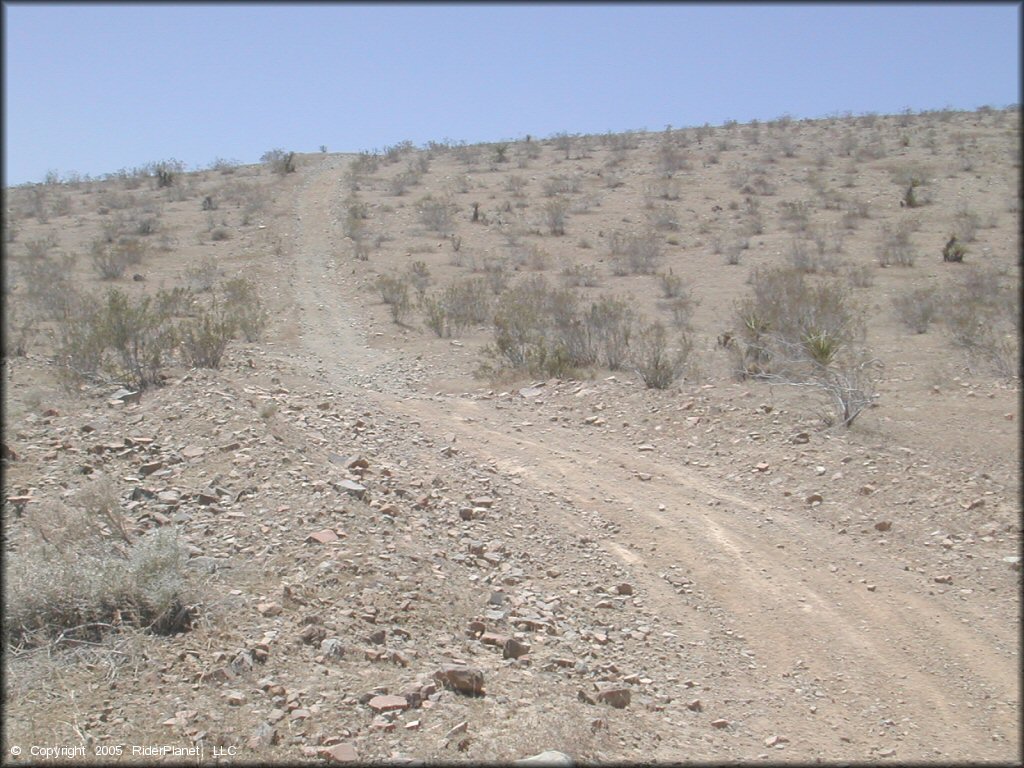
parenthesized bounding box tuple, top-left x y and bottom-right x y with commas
(631, 321, 692, 389)
(892, 286, 939, 333)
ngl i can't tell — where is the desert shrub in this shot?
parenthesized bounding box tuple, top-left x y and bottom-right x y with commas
(942, 267, 1019, 378)
(422, 278, 491, 338)
(90, 237, 145, 280)
(185, 256, 220, 292)
(542, 174, 582, 197)
(406, 260, 432, 301)
(560, 262, 601, 288)
(542, 198, 569, 235)
(95, 289, 179, 389)
(147, 159, 185, 189)
(220, 276, 268, 341)
(261, 148, 296, 175)
(487, 277, 590, 377)
(779, 200, 812, 233)
(733, 267, 876, 425)
(892, 286, 939, 333)
(22, 233, 58, 260)
(180, 305, 234, 369)
(788, 237, 817, 273)
(660, 291, 699, 331)
(608, 229, 662, 276)
(6, 492, 192, 647)
(377, 274, 412, 324)
(481, 257, 511, 295)
(951, 207, 980, 243)
(647, 204, 680, 231)
(3, 302, 38, 358)
(942, 235, 967, 263)
(505, 175, 528, 196)
(585, 295, 636, 370)
(845, 263, 875, 289)
(417, 195, 457, 235)
(631, 321, 692, 389)
(658, 269, 687, 298)
(876, 222, 916, 267)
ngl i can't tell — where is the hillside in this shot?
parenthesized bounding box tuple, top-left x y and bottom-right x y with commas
(2, 107, 1020, 764)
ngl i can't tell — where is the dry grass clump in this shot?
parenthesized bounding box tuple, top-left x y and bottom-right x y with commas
(608, 229, 662, 276)
(6, 478, 194, 649)
(421, 278, 491, 338)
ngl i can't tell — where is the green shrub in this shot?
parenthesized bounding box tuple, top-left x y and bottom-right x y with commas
(181, 306, 234, 369)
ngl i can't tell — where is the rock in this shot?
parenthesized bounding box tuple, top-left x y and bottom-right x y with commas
(435, 665, 485, 696)
(637, 444, 656, 452)
(257, 601, 283, 617)
(470, 496, 495, 508)
(764, 734, 788, 747)
(933, 574, 953, 584)
(225, 690, 246, 706)
(480, 632, 509, 648)
(686, 699, 703, 712)
(874, 520, 892, 532)
(306, 528, 340, 544)
(2, 442, 17, 462)
(513, 750, 574, 765)
(503, 637, 531, 659)
(613, 583, 634, 595)
(333, 479, 367, 500)
(320, 639, 345, 659)
(368, 695, 408, 713)
(248, 722, 278, 749)
(790, 432, 810, 445)
(320, 742, 358, 763)
(711, 718, 730, 729)
(445, 721, 468, 739)
(366, 629, 386, 645)
(805, 493, 823, 505)
(595, 685, 631, 709)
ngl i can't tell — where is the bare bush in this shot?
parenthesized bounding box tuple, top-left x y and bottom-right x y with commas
(417, 195, 457, 236)
(261, 148, 296, 176)
(561, 261, 601, 288)
(376, 274, 411, 324)
(543, 198, 569, 236)
(608, 229, 662, 276)
(422, 278, 491, 337)
(876, 222, 917, 267)
(631, 321, 692, 389)
(892, 286, 939, 333)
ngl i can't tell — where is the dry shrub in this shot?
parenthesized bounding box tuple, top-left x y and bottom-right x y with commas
(733, 267, 876, 426)
(631, 321, 692, 389)
(942, 266, 1019, 379)
(422, 278, 491, 338)
(892, 286, 940, 333)
(608, 229, 662, 275)
(6, 481, 193, 648)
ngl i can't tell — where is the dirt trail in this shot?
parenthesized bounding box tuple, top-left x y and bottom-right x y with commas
(286, 156, 1019, 761)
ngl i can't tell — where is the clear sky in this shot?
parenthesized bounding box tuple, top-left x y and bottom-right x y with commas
(3, 2, 1020, 187)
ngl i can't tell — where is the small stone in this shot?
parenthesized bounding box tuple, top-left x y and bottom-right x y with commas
(614, 583, 634, 595)
(257, 601, 283, 617)
(307, 528, 339, 544)
(435, 665, 485, 696)
(933, 574, 953, 585)
(445, 721, 468, 739)
(806, 493, 823, 505)
(711, 718, 730, 729)
(874, 520, 892, 532)
(503, 637, 531, 660)
(225, 690, 246, 706)
(686, 699, 703, 712)
(320, 742, 358, 763)
(367, 695, 408, 714)
(596, 686, 631, 709)
(334, 479, 367, 500)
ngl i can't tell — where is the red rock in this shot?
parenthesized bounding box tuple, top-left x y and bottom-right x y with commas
(503, 638, 531, 659)
(320, 742, 358, 763)
(368, 694, 408, 713)
(596, 686, 631, 709)
(435, 665, 484, 696)
(306, 529, 339, 544)
(480, 632, 508, 647)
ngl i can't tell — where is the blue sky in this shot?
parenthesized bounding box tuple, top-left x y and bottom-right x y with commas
(3, 3, 1020, 186)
